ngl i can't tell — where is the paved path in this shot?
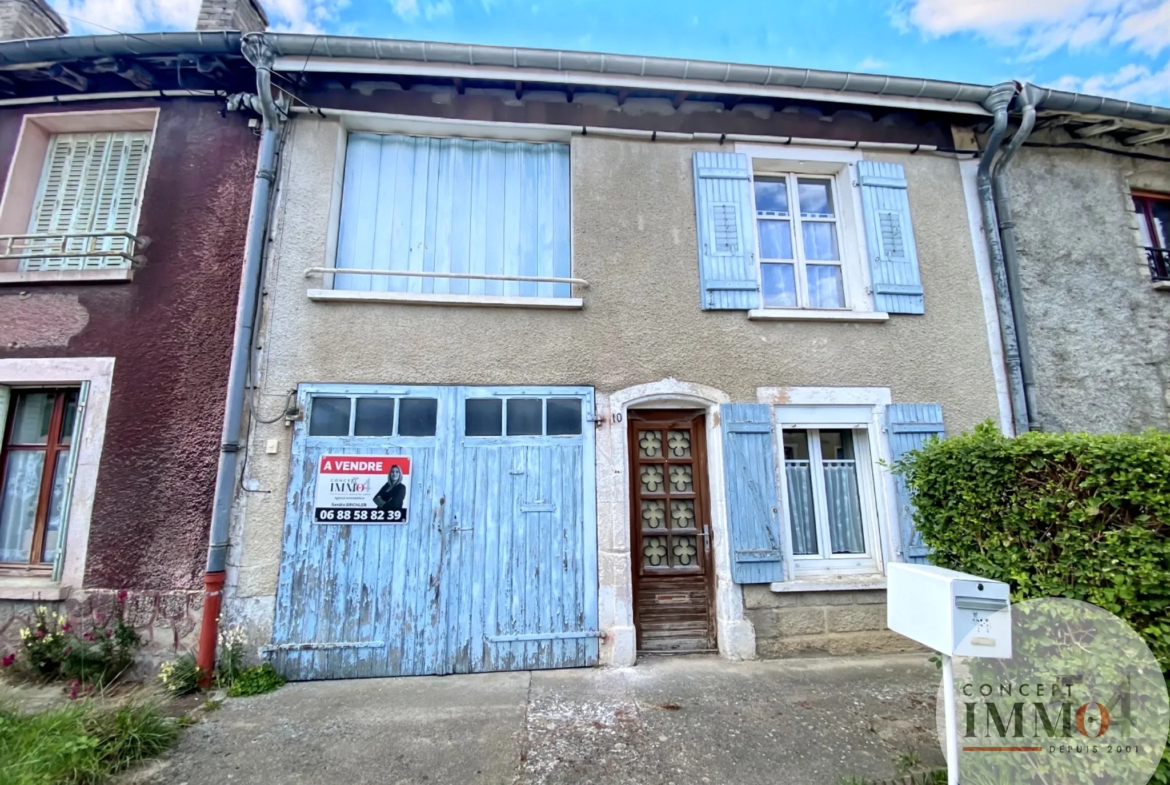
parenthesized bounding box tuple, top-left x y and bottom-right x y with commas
(123, 654, 944, 785)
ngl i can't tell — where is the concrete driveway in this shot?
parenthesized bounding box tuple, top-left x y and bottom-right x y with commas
(124, 654, 944, 785)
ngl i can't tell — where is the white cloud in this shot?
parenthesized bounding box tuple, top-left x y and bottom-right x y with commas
(896, 0, 1170, 57)
(424, 0, 451, 19)
(855, 56, 887, 71)
(390, 0, 418, 20)
(390, 0, 452, 22)
(50, 0, 344, 34)
(50, 0, 199, 33)
(1043, 60, 1170, 103)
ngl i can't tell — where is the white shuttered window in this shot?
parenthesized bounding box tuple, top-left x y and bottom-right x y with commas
(23, 131, 151, 271)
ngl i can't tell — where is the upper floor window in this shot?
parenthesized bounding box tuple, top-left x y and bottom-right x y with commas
(754, 175, 846, 309)
(24, 132, 149, 271)
(1134, 192, 1170, 282)
(0, 388, 79, 570)
(694, 148, 924, 318)
(332, 133, 573, 300)
(0, 111, 156, 279)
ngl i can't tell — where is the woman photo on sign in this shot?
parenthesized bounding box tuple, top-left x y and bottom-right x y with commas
(373, 463, 406, 513)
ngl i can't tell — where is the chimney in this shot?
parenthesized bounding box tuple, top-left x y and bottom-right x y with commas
(0, 0, 66, 41)
(196, 0, 268, 33)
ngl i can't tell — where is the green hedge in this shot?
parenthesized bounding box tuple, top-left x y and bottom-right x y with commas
(895, 423, 1170, 782)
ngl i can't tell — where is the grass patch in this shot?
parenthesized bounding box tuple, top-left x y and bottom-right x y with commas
(0, 693, 179, 785)
(225, 664, 285, 698)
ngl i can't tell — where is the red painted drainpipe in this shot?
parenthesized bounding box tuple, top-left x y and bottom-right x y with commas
(196, 35, 281, 686)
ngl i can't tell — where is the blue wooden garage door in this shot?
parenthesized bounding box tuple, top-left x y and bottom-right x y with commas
(268, 385, 598, 679)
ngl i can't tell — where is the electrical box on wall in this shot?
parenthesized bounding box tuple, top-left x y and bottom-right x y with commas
(887, 563, 1011, 658)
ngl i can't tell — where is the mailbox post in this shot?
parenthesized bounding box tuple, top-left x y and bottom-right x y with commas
(887, 563, 1012, 785)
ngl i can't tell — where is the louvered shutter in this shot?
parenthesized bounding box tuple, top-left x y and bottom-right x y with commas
(886, 404, 945, 563)
(25, 131, 149, 271)
(693, 152, 759, 310)
(858, 161, 924, 314)
(721, 403, 785, 583)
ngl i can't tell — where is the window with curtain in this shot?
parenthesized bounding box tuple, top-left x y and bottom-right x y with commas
(753, 174, 846, 309)
(333, 133, 572, 298)
(24, 131, 151, 271)
(781, 428, 869, 565)
(0, 388, 79, 569)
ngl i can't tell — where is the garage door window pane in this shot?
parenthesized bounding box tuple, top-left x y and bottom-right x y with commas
(399, 398, 438, 437)
(355, 398, 396, 436)
(546, 399, 582, 435)
(506, 399, 543, 436)
(309, 397, 351, 436)
(465, 399, 503, 436)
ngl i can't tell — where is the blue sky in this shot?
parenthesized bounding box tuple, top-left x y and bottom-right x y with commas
(51, 0, 1170, 107)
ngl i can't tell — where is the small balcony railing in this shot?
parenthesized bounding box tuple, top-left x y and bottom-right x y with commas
(1145, 246, 1170, 283)
(0, 232, 147, 272)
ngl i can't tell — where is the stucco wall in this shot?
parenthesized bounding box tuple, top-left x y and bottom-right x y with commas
(0, 98, 258, 590)
(1008, 141, 1170, 433)
(231, 116, 1001, 615)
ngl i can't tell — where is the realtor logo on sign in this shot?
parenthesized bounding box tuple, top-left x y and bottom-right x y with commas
(313, 455, 411, 524)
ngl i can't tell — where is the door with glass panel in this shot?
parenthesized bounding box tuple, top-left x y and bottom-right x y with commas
(753, 174, 846, 310)
(629, 410, 716, 653)
(780, 428, 876, 572)
(0, 389, 79, 574)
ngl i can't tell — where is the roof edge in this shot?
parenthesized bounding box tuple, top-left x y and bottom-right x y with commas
(263, 33, 1170, 126)
(0, 31, 242, 67)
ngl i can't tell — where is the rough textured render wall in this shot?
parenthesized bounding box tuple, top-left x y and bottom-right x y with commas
(1009, 139, 1170, 433)
(196, 0, 267, 32)
(0, 99, 258, 591)
(230, 117, 1002, 612)
(0, 0, 66, 41)
(742, 586, 921, 658)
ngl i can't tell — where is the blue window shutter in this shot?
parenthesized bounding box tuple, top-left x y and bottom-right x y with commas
(721, 403, 784, 583)
(886, 403, 944, 563)
(335, 134, 571, 298)
(693, 152, 759, 310)
(858, 161, 924, 314)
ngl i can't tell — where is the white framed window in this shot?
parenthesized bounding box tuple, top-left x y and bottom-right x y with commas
(773, 403, 885, 576)
(736, 144, 876, 317)
(753, 174, 847, 309)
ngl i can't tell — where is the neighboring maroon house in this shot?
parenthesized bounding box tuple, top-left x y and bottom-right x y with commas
(0, 0, 263, 654)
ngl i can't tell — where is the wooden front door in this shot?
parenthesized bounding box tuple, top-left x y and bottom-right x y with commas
(629, 410, 716, 653)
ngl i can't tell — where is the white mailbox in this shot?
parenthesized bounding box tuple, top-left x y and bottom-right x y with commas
(887, 563, 1011, 658)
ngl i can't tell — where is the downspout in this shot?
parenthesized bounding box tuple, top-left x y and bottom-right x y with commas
(977, 81, 1029, 436)
(197, 33, 282, 682)
(991, 83, 1041, 430)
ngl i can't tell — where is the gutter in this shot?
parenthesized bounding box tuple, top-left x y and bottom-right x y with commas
(977, 82, 1029, 437)
(0, 31, 240, 66)
(196, 32, 281, 683)
(261, 33, 1170, 128)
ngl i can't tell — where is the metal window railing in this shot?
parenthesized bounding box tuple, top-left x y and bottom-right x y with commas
(0, 232, 147, 272)
(1145, 246, 1170, 283)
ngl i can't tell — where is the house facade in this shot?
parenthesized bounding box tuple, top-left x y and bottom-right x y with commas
(0, 2, 262, 655)
(222, 31, 1022, 677)
(1007, 130, 1170, 434)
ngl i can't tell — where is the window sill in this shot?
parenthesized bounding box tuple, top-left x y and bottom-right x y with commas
(0, 269, 134, 286)
(1152, 281, 1170, 291)
(307, 289, 583, 310)
(770, 575, 887, 593)
(0, 578, 71, 601)
(748, 308, 889, 323)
